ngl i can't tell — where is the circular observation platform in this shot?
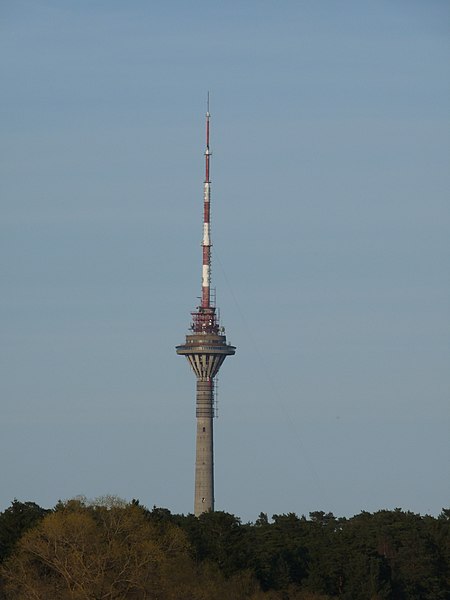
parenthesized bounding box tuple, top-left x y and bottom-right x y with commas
(176, 333, 235, 380)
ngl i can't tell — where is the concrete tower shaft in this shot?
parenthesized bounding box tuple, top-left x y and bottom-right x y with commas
(176, 100, 235, 516)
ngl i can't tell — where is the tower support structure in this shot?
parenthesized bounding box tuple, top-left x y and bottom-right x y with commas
(176, 99, 235, 516)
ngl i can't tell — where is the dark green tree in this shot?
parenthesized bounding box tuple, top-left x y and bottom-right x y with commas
(0, 500, 49, 563)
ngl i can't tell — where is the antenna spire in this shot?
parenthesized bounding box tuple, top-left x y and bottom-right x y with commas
(202, 94, 212, 308)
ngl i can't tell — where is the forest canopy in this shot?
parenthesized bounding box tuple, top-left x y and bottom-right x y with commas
(0, 497, 448, 600)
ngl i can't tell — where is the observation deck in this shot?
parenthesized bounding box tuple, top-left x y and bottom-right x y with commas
(176, 332, 235, 380)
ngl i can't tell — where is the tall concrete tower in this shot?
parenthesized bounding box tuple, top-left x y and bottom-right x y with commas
(176, 99, 235, 517)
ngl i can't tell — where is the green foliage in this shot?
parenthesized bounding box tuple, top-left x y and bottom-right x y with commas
(177, 510, 250, 576)
(0, 500, 49, 563)
(249, 512, 308, 591)
(0, 500, 449, 599)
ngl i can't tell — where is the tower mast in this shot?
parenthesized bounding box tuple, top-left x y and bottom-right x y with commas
(176, 98, 236, 516)
(202, 93, 211, 309)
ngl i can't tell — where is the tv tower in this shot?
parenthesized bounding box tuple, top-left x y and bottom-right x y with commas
(176, 98, 236, 517)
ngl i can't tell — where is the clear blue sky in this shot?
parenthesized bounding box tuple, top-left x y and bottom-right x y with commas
(1, 0, 449, 521)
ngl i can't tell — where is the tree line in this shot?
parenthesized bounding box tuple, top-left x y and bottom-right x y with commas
(0, 497, 448, 599)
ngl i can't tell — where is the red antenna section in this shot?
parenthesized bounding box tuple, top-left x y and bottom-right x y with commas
(202, 93, 211, 309)
(191, 93, 218, 333)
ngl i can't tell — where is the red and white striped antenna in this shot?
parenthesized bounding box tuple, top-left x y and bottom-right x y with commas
(189, 93, 221, 334)
(202, 92, 212, 308)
